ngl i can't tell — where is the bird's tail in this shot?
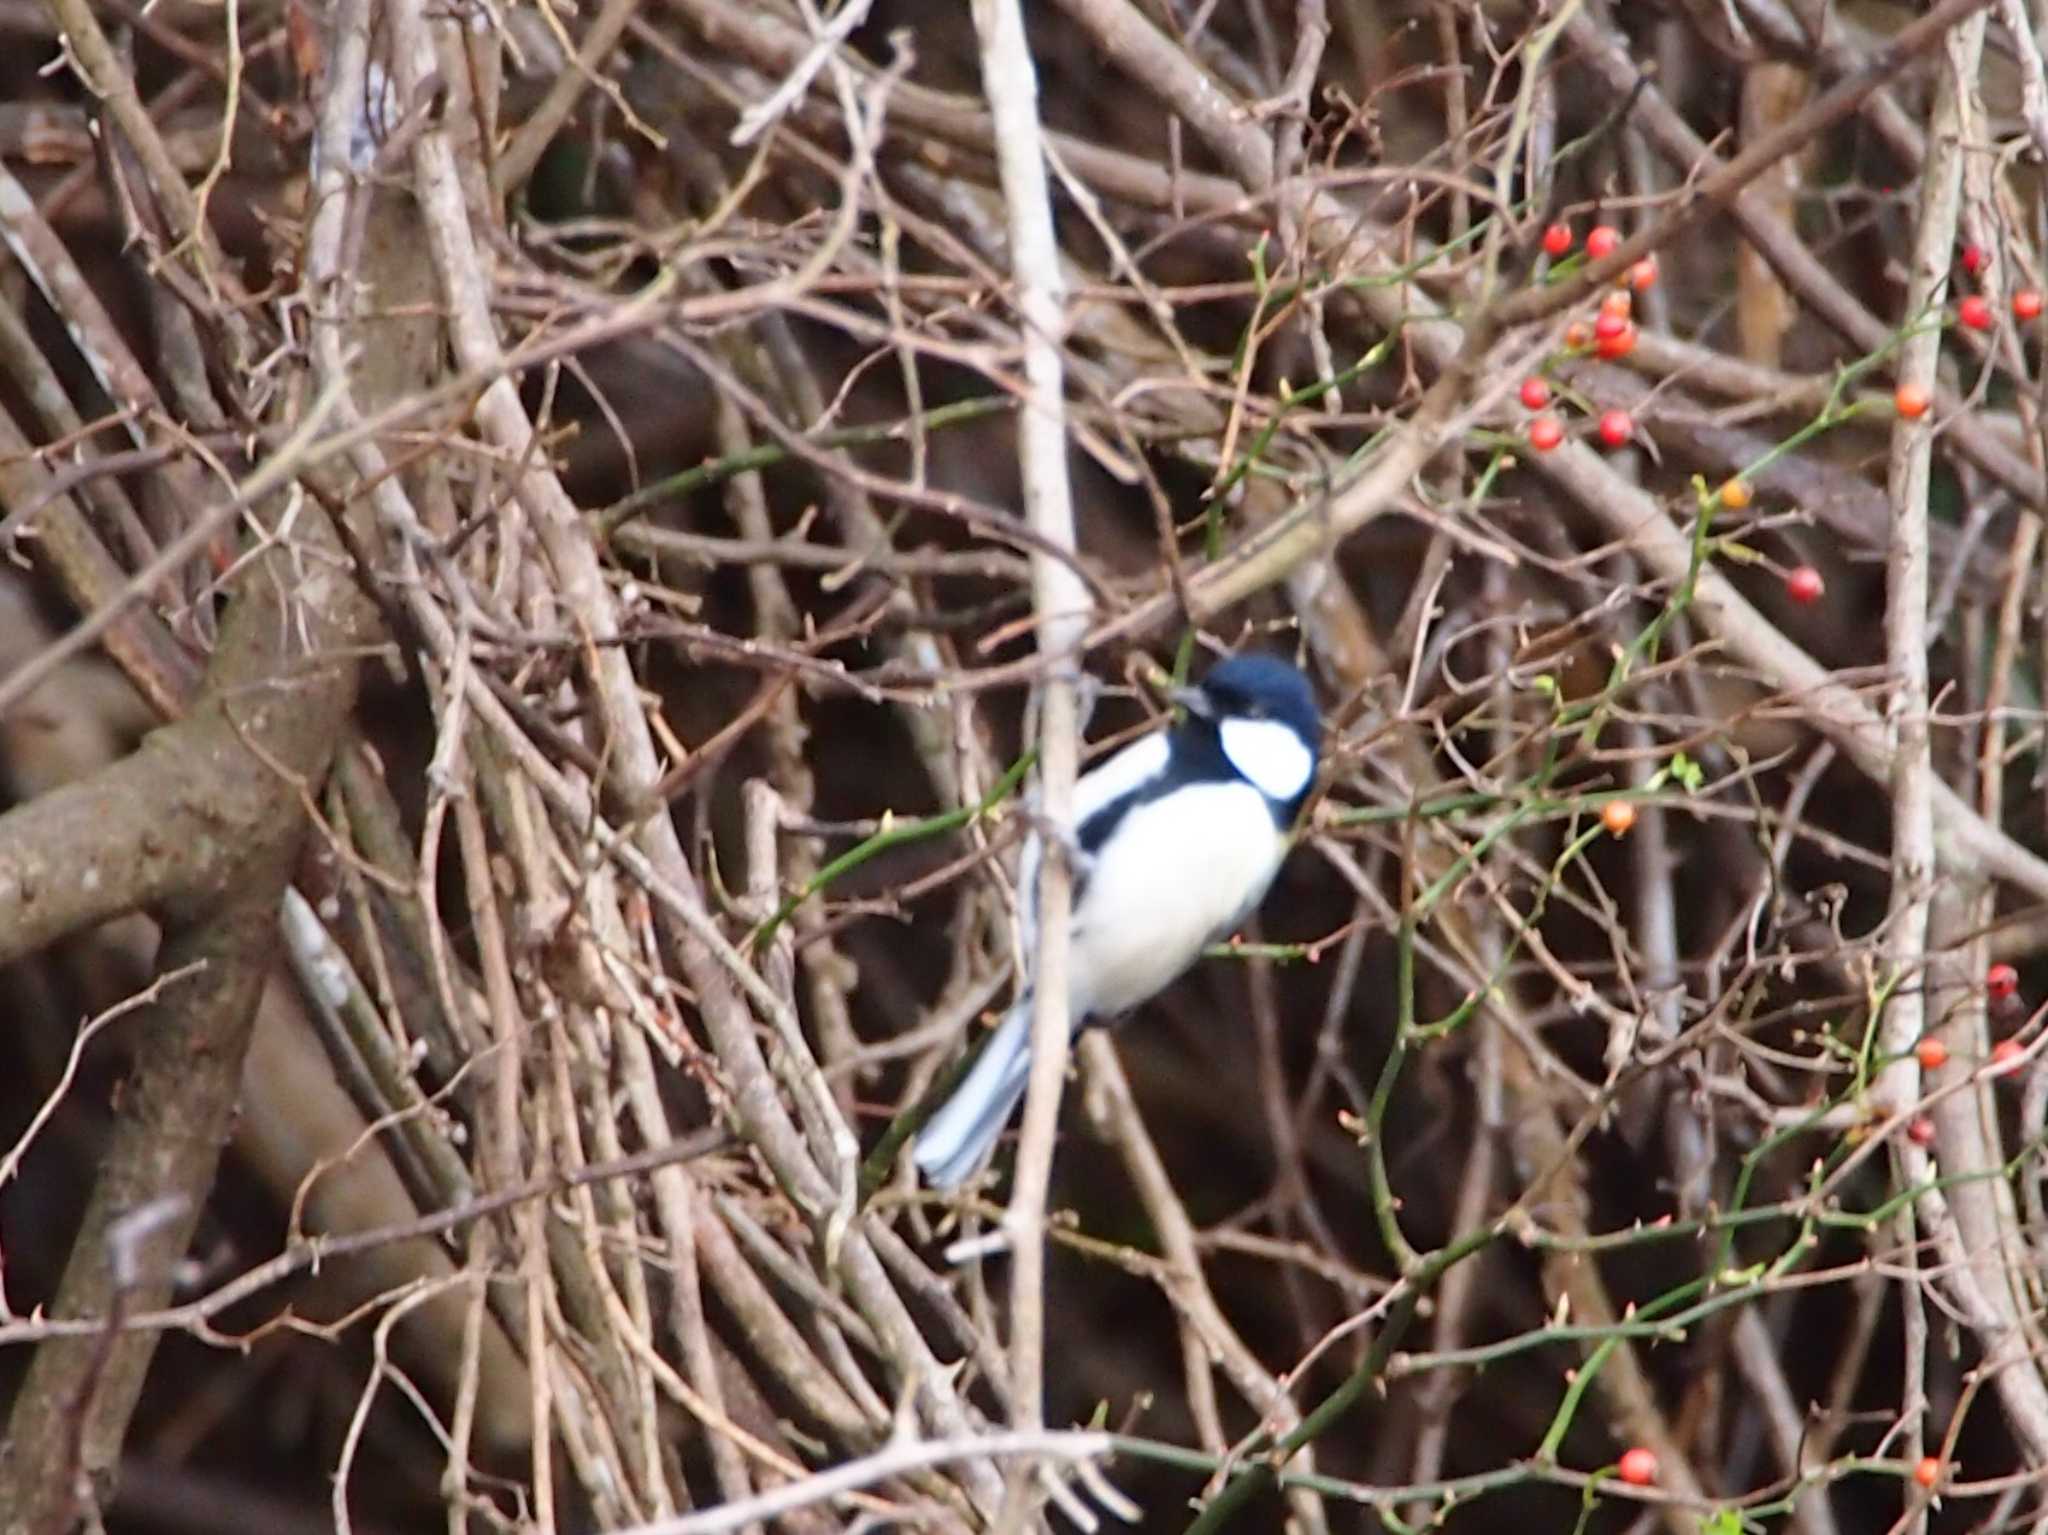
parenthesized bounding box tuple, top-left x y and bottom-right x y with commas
(912, 998, 1035, 1188)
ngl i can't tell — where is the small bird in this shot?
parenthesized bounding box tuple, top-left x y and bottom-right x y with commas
(913, 654, 1322, 1188)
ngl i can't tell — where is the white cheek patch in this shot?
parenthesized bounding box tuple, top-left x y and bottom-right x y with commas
(1220, 717, 1314, 803)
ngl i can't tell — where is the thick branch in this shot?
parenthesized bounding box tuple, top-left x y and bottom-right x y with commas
(0, 506, 372, 1527)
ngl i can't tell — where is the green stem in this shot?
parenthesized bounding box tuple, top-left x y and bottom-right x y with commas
(748, 751, 1035, 953)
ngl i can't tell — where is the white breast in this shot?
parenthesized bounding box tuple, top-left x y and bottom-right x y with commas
(1064, 778, 1286, 1020)
(1014, 729, 1170, 957)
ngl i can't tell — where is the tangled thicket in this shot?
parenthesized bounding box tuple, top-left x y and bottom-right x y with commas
(8, 0, 2048, 1532)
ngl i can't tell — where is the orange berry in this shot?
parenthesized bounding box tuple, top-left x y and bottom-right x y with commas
(1895, 383, 1931, 419)
(1916, 1037, 1949, 1070)
(1601, 800, 1636, 836)
(1542, 222, 1573, 257)
(1913, 1456, 1943, 1489)
(1596, 322, 1638, 360)
(1616, 1447, 1657, 1486)
(1586, 225, 1621, 260)
(1992, 1038, 2025, 1074)
(1719, 478, 1752, 509)
(1528, 415, 1563, 452)
(1601, 289, 1633, 319)
(1628, 257, 1658, 290)
(1959, 294, 1994, 331)
(2015, 289, 2043, 321)
(1565, 321, 1591, 349)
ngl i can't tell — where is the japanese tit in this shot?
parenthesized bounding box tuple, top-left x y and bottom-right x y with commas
(912, 654, 1322, 1188)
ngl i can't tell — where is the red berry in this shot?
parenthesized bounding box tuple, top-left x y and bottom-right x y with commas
(1594, 309, 1629, 341)
(1616, 1447, 1657, 1486)
(1916, 1037, 1950, 1070)
(1542, 222, 1573, 257)
(1520, 377, 1552, 410)
(1595, 322, 1638, 360)
(1598, 408, 1633, 447)
(2015, 289, 2043, 321)
(1628, 257, 1659, 290)
(1961, 243, 1988, 277)
(1586, 225, 1620, 260)
(1528, 415, 1563, 452)
(1895, 383, 1931, 419)
(1907, 1115, 1936, 1147)
(1988, 962, 2020, 1001)
(1992, 1038, 2025, 1073)
(1785, 565, 1824, 605)
(1960, 294, 1994, 331)
(1913, 1456, 1943, 1489)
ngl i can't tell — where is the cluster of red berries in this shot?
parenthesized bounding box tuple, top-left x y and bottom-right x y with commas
(1986, 962, 2030, 1074)
(1522, 401, 1633, 454)
(1533, 219, 1840, 612)
(1522, 223, 1654, 455)
(1541, 221, 1648, 363)
(1895, 246, 2048, 420)
(1542, 220, 1656, 293)
(1902, 969, 2031, 1134)
(1952, 244, 2042, 326)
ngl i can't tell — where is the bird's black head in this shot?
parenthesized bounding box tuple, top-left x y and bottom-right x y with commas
(1195, 654, 1320, 741)
(1178, 654, 1321, 813)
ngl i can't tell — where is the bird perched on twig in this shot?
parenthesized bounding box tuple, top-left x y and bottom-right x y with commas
(913, 654, 1322, 1188)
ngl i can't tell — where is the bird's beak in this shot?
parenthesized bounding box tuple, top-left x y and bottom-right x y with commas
(1169, 684, 1212, 718)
